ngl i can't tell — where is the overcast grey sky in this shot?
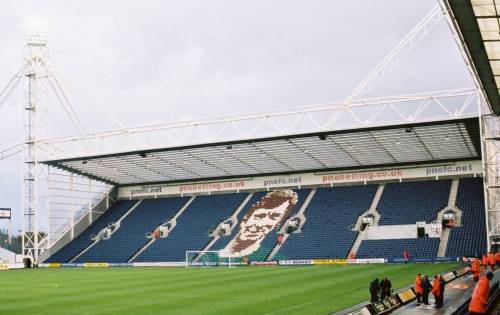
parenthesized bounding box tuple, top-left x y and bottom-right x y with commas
(0, 0, 474, 233)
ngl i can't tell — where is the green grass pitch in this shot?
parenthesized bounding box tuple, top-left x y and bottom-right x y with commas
(0, 263, 457, 315)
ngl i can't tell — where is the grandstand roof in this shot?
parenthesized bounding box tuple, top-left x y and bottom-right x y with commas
(446, 0, 500, 114)
(41, 118, 481, 186)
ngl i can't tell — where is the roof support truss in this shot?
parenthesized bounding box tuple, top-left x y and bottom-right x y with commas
(37, 88, 479, 161)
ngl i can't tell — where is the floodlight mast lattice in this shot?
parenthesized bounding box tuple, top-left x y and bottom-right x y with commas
(22, 27, 50, 263)
(346, 5, 443, 101)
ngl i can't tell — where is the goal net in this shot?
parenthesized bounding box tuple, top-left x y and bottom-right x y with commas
(185, 250, 238, 267)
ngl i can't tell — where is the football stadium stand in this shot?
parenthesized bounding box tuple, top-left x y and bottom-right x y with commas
(74, 197, 189, 263)
(45, 177, 487, 263)
(45, 200, 137, 263)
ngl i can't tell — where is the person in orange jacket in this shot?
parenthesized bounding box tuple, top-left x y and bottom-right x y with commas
(488, 252, 496, 271)
(472, 258, 481, 283)
(482, 254, 488, 269)
(495, 252, 500, 266)
(403, 249, 409, 261)
(415, 273, 423, 305)
(468, 272, 494, 314)
(432, 275, 443, 309)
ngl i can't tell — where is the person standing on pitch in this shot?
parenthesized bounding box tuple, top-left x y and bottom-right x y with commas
(369, 278, 380, 303)
(421, 275, 432, 306)
(415, 274, 423, 305)
(468, 272, 494, 314)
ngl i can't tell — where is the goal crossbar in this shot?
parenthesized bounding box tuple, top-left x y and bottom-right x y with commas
(185, 250, 235, 268)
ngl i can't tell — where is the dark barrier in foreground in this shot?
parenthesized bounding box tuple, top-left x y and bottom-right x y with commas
(343, 266, 470, 315)
(451, 280, 500, 315)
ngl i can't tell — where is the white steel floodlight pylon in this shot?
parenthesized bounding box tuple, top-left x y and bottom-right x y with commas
(22, 26, 50, 263)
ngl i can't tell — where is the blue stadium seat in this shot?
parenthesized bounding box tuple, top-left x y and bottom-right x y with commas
(356, 238, 440, 260)
(445, 177, 487, 258)
(74, 197, 189, 263)
(377, 180, 450, 225)
(135, 193, 248, 262)
(44, 200, 137, 263)
(278, 185, 378, 259)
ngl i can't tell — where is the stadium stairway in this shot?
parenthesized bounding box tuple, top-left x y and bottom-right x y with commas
(266, 188, 317, 261)
(448, 178, 460, 207)
(349, 184, 385, 257)
(45, 200, 139, 263)
(437, 228, 451, 258)
(128, 196, 195, 262)
(437, 178, 459, 257)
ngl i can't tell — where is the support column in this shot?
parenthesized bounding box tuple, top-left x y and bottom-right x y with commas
(8, 218, 12, 246)
(479, 94, 500, 252)
(88, 178, 92, 224)
(70, 173, 74, 240)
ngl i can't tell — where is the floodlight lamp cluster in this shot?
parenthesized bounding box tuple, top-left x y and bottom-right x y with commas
(27, 29, 47, 46)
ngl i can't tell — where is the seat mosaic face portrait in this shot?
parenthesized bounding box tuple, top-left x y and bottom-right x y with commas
(220, 190, 297, 258)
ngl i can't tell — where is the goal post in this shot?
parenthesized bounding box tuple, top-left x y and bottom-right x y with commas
(185, 250, 235, 267)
